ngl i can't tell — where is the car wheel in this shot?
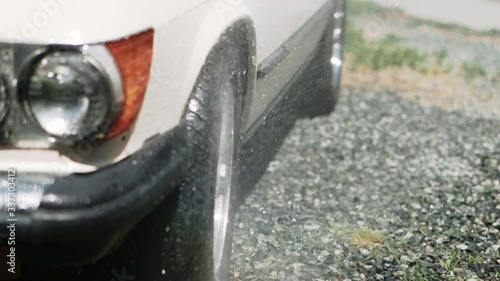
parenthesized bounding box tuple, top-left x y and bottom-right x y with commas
(49, 24, 252, 281)
(160, 29, 249, 281)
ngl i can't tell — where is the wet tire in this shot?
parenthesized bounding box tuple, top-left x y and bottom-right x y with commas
(162, 36, 247, 281)
(61, 23, 252, 281)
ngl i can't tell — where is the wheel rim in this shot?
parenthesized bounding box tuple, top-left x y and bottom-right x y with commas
(213, 87, 236, 280)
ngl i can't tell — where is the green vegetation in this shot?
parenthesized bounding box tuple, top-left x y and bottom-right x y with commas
(408, 18, 500, 37)
(346, 21, 429, 72)
(462, 61, 487, 81)
(334, 1, 498, 277)
(402, 265, 439, 281)
(345, 0, 497, 77)
(329, 223, 496, 280)
(331, 223, 348, 238)
(434, 49, 448, 65)
(345, 1, 439, 73)
(347, 0, 400, 16)
(439, 250, 463, 272)
(348, 0, 500, 37)
(467, 253, 485, 266)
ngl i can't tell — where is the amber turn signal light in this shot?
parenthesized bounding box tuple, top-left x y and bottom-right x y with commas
(106, 29, 154, 138)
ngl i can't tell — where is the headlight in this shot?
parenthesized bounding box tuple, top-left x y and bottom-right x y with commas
(24, 50, 117, 140)
(0, 30, 151, 156)
(0, 76, 7, 124)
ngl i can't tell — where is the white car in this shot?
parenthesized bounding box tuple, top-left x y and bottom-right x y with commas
(0, 0, 345, 280)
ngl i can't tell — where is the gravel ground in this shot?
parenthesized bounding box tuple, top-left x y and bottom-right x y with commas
(230, 2, 500, 280)
(231, 89, 500, 280)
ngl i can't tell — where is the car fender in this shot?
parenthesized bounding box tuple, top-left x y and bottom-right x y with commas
(125, 2, 257, 156)
(0, 0, 207, 44)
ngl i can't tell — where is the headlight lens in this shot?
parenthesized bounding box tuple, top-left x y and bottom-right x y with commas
(0, 77, 7, 124)
(26, 51, 111, 139)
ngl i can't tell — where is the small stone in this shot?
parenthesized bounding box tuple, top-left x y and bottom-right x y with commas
(383, 256, 394, 262)
(233, 272, 240, 278)
(436, 237, 444, 244)
(456, 244, 468, 250)
(304, 225, 320, 231)
(360, 248, 370, 256)
(403, 232, 414, 240)
(411, 203, 422, 210)
(314, 199, 321, 208)
(386, 158, 398, 167)
(394, 271, 404, 277)
(291, 263, 304, 270)
(375, 274, 384, 280)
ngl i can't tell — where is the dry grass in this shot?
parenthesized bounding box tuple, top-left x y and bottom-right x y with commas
(351, 228, 386, 249)
(342, 54, 500, 119)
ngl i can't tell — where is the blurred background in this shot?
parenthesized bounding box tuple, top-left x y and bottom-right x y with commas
(344, 0, 500, 118)
(232, 0, 500, 280)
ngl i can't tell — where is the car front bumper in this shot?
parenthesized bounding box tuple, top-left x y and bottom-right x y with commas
(0, 125, 191, 266)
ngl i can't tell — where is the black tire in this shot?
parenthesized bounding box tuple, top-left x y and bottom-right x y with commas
(162, 28, 249, 281)
(105, 21, 252, 281)
(48, 22, 253, 281)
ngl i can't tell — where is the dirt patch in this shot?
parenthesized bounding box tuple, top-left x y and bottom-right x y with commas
(343, 56, 500, 118)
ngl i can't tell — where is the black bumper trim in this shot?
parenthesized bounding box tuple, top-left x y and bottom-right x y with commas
(0, 124, 191, 265)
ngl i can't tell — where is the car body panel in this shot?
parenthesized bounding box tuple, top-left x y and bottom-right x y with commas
(0, 0, 344, 268)
(244, 5, 331, 134)
(0, 0, 206, 45)
(0, 0, 328, 175)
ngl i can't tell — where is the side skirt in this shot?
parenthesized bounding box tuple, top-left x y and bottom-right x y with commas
(239, 4, 336, 201)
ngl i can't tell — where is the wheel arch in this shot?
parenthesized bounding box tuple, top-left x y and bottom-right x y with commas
(128, 9, 257, 155)
(183, 16, 257, 123)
